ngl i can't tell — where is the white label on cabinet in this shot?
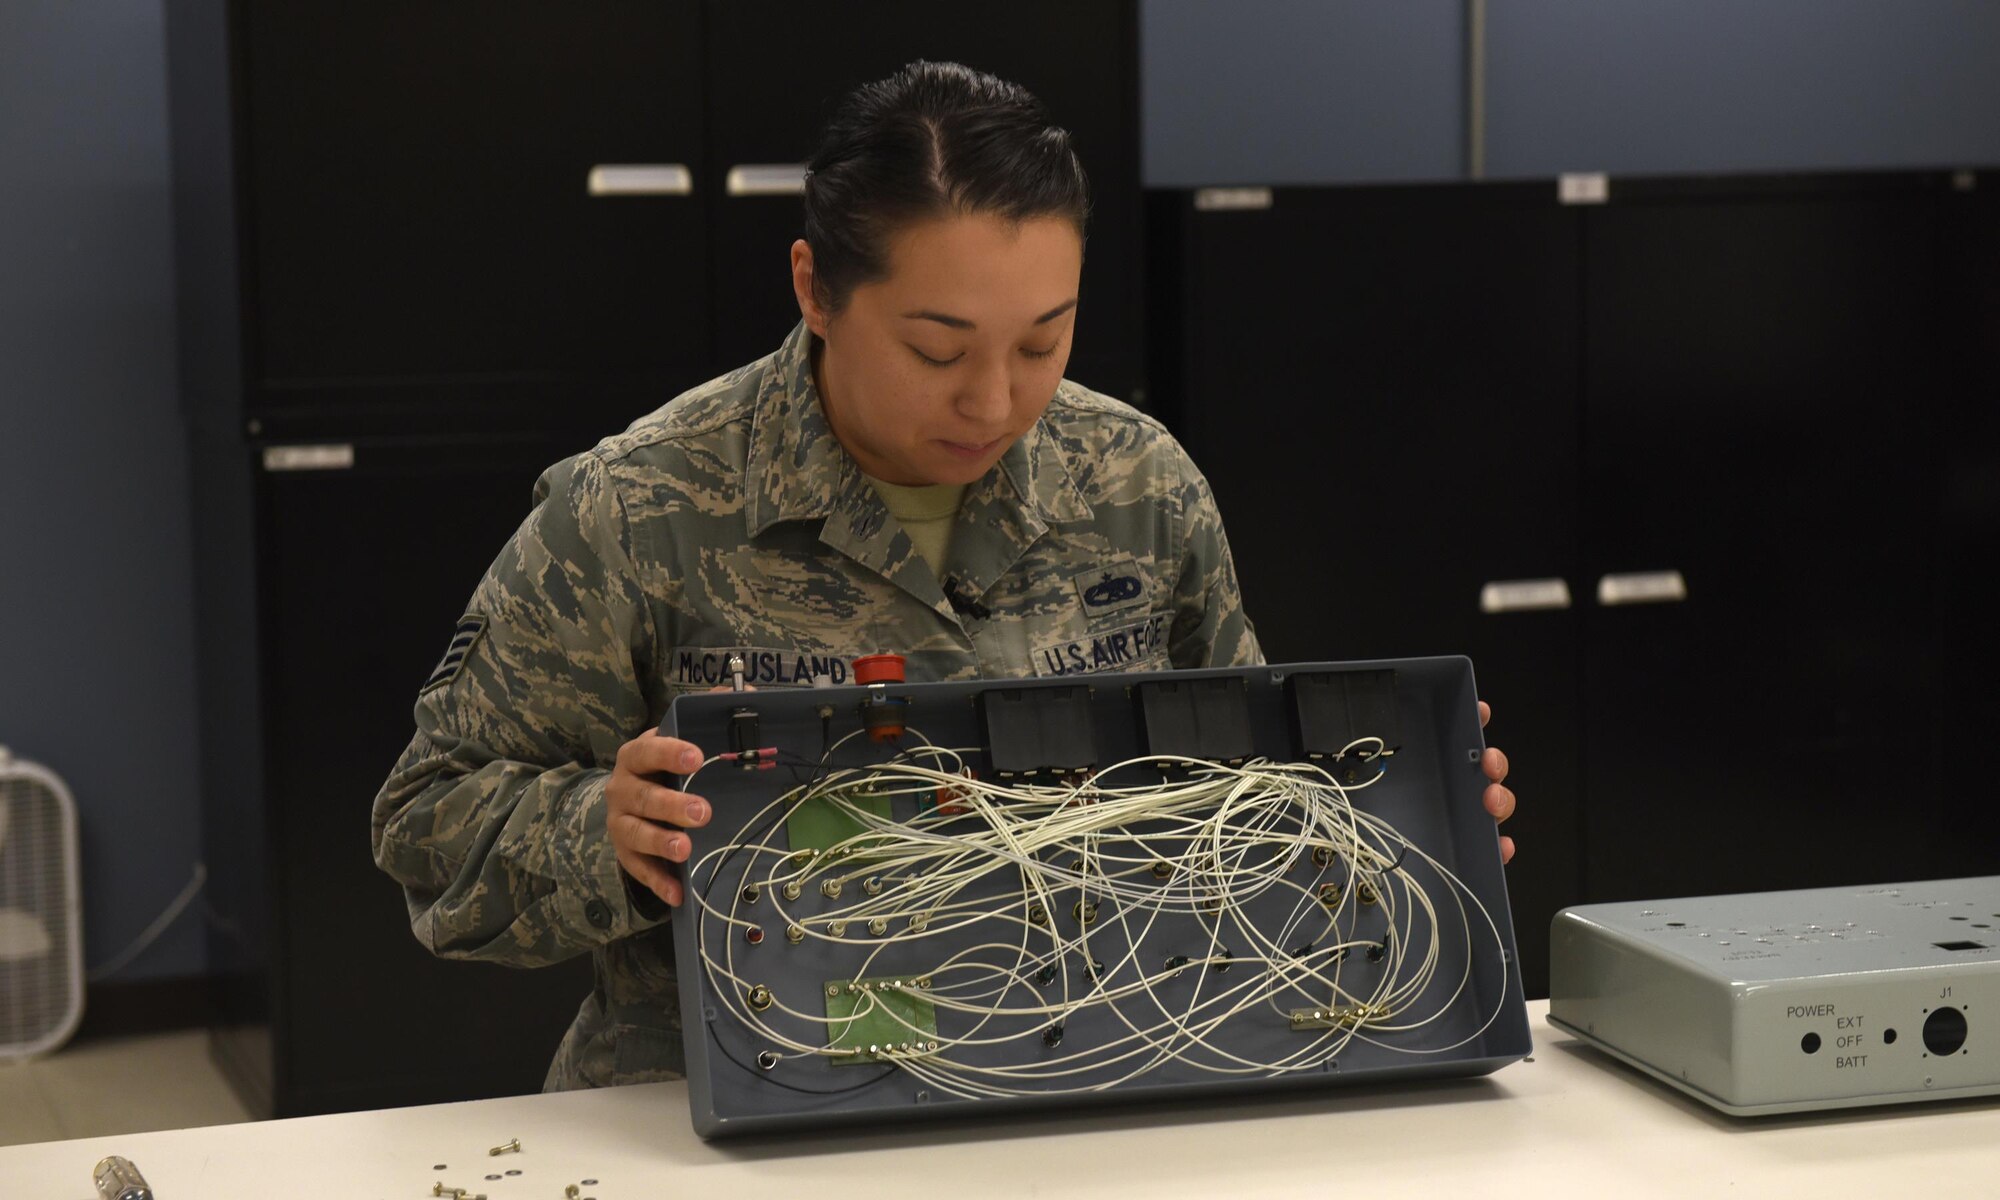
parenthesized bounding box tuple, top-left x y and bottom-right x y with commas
(587, 164, 693, 196)
(1479, 578, 1573, 614)
(1559, 173, 1610, 205)
(1597, 570, 1688, 606)
(726, 164, 809, 196)
(262, 444, 355, 472)
(1194, 187, 1274, 212)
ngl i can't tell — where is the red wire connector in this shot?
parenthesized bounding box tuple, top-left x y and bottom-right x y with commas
(935, 766, 977, 815)
(852, 653, 906, 685)
(719, 747, 779, 770)
(855, 653, 910, 742)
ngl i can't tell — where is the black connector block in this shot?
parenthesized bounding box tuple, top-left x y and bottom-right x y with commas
(728, 706, 760, 754)
(978, 685, 1096, 778)
(1288, 670, 1402, 762)
(1135, 676, 1254, 765)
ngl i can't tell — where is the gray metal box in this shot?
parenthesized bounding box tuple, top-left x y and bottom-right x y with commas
(1550, 878, 2000, 1115)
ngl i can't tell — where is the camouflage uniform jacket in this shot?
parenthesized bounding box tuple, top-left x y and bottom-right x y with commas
(370, 321, 1262, 1091)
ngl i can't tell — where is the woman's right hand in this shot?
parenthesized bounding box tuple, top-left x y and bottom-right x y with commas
(606, 728, 711, 907)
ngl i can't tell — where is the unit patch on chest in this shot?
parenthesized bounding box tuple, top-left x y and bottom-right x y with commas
(1070, 556, 1150, 622)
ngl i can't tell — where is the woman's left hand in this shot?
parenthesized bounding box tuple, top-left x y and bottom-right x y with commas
(1478, 701, 1516, 864)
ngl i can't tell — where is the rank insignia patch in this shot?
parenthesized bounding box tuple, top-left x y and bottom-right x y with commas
(422, 615, 488, 694)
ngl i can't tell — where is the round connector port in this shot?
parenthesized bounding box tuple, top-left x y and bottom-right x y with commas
(1923, 1006, 1968, 1056)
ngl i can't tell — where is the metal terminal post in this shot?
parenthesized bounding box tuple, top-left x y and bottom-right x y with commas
(1289, 1002, 1389, 1031)
(93, 1157, 154, 1200)
(488, 1138, 520, 1156)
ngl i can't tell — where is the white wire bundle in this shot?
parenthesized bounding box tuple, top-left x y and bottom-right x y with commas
(686, 730, 1509, 1100)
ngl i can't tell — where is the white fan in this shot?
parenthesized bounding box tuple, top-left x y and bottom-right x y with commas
(0, 746, 84, 1060)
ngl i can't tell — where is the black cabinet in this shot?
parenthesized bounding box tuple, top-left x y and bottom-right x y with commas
(1151, 171, 1994, 997)
(1151, 184, 1586, 998)
(1578, 178, 1955, 900)
(1937, 174, 2000, 860)
(169, 0, 1147, 1116)
(244, 2, 711, 401)
(230, 0, 1142, 415)
(197, 430, 599, 1116)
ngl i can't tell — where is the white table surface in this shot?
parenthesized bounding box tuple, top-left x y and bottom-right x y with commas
(4, 1001, 1995, 1199)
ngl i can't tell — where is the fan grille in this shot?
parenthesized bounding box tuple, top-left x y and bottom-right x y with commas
(0, 767, 82, 1057)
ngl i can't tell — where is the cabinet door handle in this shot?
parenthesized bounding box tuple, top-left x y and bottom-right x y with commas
(725, 164, 809, 196)
(1597, 570, 1688, 606)
(587, 164, 693, 196)
(262, 444, 354, 472)
(1479, 578, 1573, 614)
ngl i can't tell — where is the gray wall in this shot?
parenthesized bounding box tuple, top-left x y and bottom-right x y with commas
(1484, 0, 2000, 179)
(1142, 0, 1467, 186)
(1142, 0, 2000, 184)
(0, 1, 206, 981)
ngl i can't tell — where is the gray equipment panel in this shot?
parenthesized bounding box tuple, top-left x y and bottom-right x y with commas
(665, 658, 1529, 1137)
(1551, 878, 2000, 1115)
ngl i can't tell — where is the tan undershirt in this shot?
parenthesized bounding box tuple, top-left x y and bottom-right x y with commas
(865, 474, 968, 578)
